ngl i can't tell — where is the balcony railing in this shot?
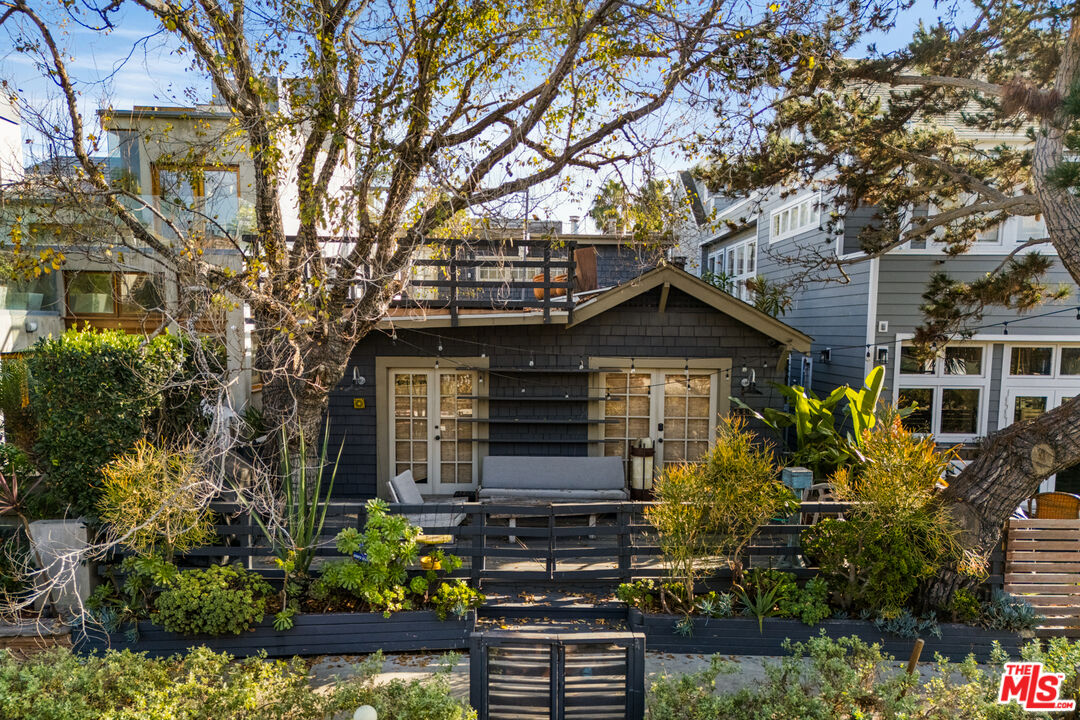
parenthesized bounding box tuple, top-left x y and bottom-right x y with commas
(120, 194, 256, 240)
(390, 239, 578, 325)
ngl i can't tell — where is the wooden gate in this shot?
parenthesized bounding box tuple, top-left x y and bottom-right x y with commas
(1005, 518, 1080, 637)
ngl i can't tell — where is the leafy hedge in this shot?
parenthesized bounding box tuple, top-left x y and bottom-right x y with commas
(26, 328, 215, 518)
(0, 646, 474, 720)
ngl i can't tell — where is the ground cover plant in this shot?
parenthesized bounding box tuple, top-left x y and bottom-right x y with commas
(646, 634, 1080, 719)
(0, 646, 474, 720)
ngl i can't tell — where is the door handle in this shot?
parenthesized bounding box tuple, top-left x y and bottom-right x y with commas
(656, 437, 663, 443)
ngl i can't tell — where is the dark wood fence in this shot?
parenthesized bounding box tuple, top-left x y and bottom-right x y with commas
(189, 501, 1005, 593)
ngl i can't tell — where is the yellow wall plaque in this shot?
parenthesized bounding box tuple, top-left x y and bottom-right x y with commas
(353, 398, 366, 409)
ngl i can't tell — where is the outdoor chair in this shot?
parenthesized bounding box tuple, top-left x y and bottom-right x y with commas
(1030, 492, 1080, 519)
(387, 470, 466, 538)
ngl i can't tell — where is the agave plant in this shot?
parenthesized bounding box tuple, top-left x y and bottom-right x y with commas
(250, 426, 342, 629)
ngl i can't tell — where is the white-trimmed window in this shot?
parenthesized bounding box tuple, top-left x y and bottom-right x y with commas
(894, 343, 990, 441)
(706, 236, 757, 301)
(999, 343, 1080, 493)
(770, 195, 818, 243)
(475, 248, 529, 283)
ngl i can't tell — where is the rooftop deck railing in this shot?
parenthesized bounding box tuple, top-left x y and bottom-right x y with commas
(390, 238, 577, 325)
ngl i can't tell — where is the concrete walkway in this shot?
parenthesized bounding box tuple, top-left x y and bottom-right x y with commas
(309, 650, 971, 699)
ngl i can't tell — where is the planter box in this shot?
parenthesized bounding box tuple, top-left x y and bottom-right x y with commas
(76, 610, 475, 658)
(629, 610, 1023, 663)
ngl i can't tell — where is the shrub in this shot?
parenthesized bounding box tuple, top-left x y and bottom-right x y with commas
(802, 416, 974, 615)
(0, 357, 35, 454)
(309, 498, 480, 618)
(647, 633, 916, 720)
(98, 440, 213, 557)
(617, 579, 660, 612)
(0, 646, 475, 720)
(431, 580, 486, 620)
(27, 328, 199, 517)
(153, 564, 272, 635)
(779, 576, 832, 626)
(87, 555, 178, 633)
(645, 417, 794, 608)
(949, 587, 982, 624)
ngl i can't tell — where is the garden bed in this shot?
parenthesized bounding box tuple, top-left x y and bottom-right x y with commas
(75, 610, 476, 658)
(629, 610, 1024, 662)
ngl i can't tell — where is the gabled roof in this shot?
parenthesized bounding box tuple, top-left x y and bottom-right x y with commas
(569, 264, 812, 353)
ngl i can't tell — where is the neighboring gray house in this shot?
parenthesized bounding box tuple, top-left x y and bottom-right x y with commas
(675, 171, 1080, 494)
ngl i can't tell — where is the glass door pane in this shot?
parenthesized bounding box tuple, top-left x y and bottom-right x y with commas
(1013, 394, 1048, 423)
(437, 371, 476, 489)
(603, 371, 652, 468)
(392, 372, 430, 484)
(661, 373, 712, 467)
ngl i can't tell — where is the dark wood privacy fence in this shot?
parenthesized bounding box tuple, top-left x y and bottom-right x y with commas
(192, 501, 1006, 593)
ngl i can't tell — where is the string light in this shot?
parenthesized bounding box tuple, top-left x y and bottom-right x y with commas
(579, 356, 585, 371)
(866, 345, 871, 359)
(630, 358, 635, 374)
(437, 341, 443, 353)
(528, 353, 535, 367)
(1003, 322, 1009, 336)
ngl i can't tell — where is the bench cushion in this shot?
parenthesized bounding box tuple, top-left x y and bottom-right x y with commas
(389, 470, 425, 505)
(481, 456, 625, 491)
(478, 487, 628, 501)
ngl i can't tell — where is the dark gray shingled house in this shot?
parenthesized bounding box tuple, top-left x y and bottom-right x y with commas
(325, 236, 812, 499)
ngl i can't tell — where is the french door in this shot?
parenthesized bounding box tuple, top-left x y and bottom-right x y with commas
(1002, 389, 1079, 494)
(391, 369, 477, 495)
(602, 369, 717, 470)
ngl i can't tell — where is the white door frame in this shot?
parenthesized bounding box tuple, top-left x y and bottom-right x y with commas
(381, 361, 482, 497)
(591, 357, 732, 469)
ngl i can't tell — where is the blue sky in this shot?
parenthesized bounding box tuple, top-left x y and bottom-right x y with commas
(1, 0, 966, 222)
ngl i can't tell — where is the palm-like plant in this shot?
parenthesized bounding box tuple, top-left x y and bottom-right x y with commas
(732, 366, 889, 476)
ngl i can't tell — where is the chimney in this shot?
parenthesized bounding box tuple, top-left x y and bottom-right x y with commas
(569, 215, 580, 234)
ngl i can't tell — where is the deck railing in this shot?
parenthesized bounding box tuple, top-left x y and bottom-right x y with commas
(389, 239, 577, 325)
(192, 501, 1006, 593)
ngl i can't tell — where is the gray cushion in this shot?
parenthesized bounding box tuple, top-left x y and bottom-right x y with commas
(389, 470, 425, 504)
(481, 456, 625, 491)
(478, 488, 628, 501)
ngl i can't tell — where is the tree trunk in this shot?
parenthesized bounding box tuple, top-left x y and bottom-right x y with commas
(924, 14, 1080, 606)
(253, 306, 360, 460)
(925, 395, 1080, 605)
